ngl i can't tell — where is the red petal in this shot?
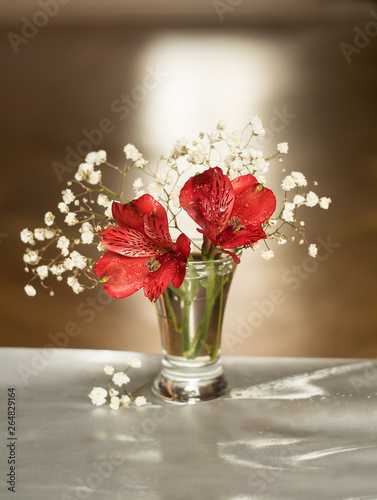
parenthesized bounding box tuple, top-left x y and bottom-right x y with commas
(94, 251, 149, 299)
(231, 174, 276, 226)
(180, 168, 234, 237)
(175, 233, 191, 259)
(217, 225, 267, 249)
(143, 253, 177, 302)
(99, 227, 160, 257)
(112, 194, 161, 231)
(143, 203, 173, 249)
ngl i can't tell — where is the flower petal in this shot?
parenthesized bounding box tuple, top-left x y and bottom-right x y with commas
(180, 167, 234, 237)
(112, 194, 161, 231)
(143, 253, 177, 302)
(217, 225, 267, 249)
(231, 174, 276, 226)
(143, 203, 173, 249)
(94, 251, 149, 299)
(99, 227, 161, 257)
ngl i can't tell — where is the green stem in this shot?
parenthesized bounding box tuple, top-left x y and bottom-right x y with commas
(162, 290, 182, 334)
(182, 279, 192, 357)
(211, 274, 224, 360)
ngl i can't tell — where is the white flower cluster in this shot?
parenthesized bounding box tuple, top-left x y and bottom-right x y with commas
(89, 359, 147, 410)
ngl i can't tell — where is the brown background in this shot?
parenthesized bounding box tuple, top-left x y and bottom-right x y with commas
(1, 0, 376, 358)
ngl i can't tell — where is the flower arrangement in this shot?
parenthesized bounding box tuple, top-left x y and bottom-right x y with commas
(21, 115, 331, 301)
(21, 114, 332, 405)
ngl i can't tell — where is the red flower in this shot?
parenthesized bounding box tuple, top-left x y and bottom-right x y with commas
(94, 194, 191, 302)
(179, 167, 276, 263)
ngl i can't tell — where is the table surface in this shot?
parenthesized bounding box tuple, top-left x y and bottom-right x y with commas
(1, 348, 377, 500)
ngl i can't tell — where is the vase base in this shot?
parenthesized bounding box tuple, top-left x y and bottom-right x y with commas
(151, 359, 228, 404)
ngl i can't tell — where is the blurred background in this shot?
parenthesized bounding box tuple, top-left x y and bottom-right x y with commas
(1, 0, 376, 358)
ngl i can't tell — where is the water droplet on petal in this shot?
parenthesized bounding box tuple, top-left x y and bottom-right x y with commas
(244, 203, 250, 208)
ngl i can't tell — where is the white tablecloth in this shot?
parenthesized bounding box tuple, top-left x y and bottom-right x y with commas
(1, 348, 377, 499)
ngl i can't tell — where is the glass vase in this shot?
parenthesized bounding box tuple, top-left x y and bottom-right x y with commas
(152, 253, 238, 404)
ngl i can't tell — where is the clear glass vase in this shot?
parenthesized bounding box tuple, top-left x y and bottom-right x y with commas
(152, 253, 238, 404)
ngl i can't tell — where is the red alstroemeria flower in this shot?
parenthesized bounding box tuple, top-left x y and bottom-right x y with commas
(94, 194, 191, 302)
(179, 167, 276, 263)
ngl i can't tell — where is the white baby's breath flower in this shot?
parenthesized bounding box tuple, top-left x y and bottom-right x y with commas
(81, 231, 94, 244)
(277, 142, 289, 154)
(261, 250, 274, 261)
(58, 202, 69, 214)
(277, 236, 287, 245)
(171, 137, 188, 157)
(23, 250, 39, 264)
(104, 206, 113, 219)
(293, 194, 305, 205)
(128, 357, 142, 368)
(252, 157, 269, 173)
(57, 236, 69, 250)
(308, 243, 318, 258)
(89, 387, 107, 406)
(291, 171, 307, 187)
(75, 162, 94, 182)
(249, 148, 263, 160)
(229, 157, 243, 172)
(44, 228, 55, 239)
(97, 242, 105, 252)
(88, 170, 101, 185)
(255, 174, 266, 184)
(319, 197, 332, 209)
(50, 263, 66, 275)
(112, 372, 130, 387)
(124, 144, 141, 161)
(282, 202, 295, 223)
(62, 189, 75, 205)
(70, 250, 87, 270)
(34, 228, 46, 241)
(306, 191, 319, 208)
(64, 213, 78, 226)
(97, 194, 109, 207)
(147, 181, 163, 198)
(109, 396, 120, 410)
(249, 115, 265, 137)
(281, 175, 296, 191)
(120, 395, 131, 406)
(36, 265, 48, 280)
(188, 145, 206, 165)
(24, 284, 37, 296)
(104, 365, 115, 376)
(44, 212, 55, 227)
(109, 388, 119, 397)
(67, 276, 84, 294)
(134, 396, 147, 407)
(86, 150, 107, 166)
(20, 229, 35, 244)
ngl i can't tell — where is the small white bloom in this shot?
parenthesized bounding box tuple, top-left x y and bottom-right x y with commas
(147, 181, 163, 198)
(85, 150, 107, 166)
(62, 189, 75, 205)
(133, 178, 144, 193)
(281, 175, 296, 191)
(89, 387, 108, 406)
(64, 213, 78, 226)
(124, 144, 141, 161)
(34, 228, 46, 241)
(134, 396, 147, 407)
(67, 276, 84, 294)
(20, 229, 34, 244)
(44, 212, 55, 227)
(277, 142, 289, 154)
(50, 263, 66, 275)
(299, 239, 305, 245)
(249, 148, 263, 160)
(109, 396, 120, 410)
(171, 137, 188, 157)
(24, 284, 37, 296)
(209, 129, 221, 143)
(104, 206, 112, 219)
(293, 194, 305, 205)
(308, 243, 318, 258)
(97, 194, 110, 207)
(63, 257, 74, 271)
(188, 145, 206, 165)
(36, 265, 48, 280)
(75, 162, 93, 182)
(70, 250, 87, 270)
(120, 395, 131, 406)
(23, 250, 39, 264)
(261, 250, 274, 261)
(104, 365, 115, 376)
(44, 228, 55, 239)
(88, 170, 101, 185)
(249, 115, 265, 137)
(255, 174, 266, 184)
(319, 197, 332, 209)
(217, 119, 226, 130)
(81, 231, 94, 244)
(97, 242, 105, 252)
(112, 372, 130, 387)
(128, 357, 142, 369)
(229, 157, 243, 172)
(58, 202, 69, 214)
(282, 202, 295, 223)
(109, 388, 119, 397)
(228, 131, 241, 147)
(253, 157, 269, 173)
(277, 236, 287, 245)
(306, 191, 319, 207)
(291, 171, 307, 187)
